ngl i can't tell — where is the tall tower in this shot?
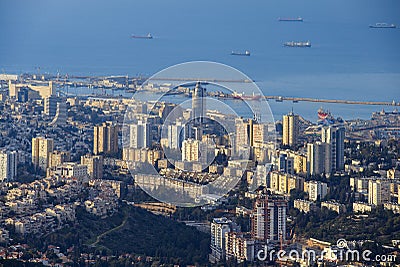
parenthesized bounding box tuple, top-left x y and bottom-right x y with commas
(93, 122, 118, 155)
(49, 99, 67, 126)
(210, 217, 238, 263)
(282, 111, 299, 147)
(0, 150, 18, 182)
(129, 121, 150, 149)
(192, 82, 206, 127)
(44, 96, 59, 116)
(32, 137, 54, 171)
(251, 194, 287, 242)
(307, 142, 331, 175)
(81, 154, 104, 179)
(321, 125, 345, 172)
(368, 179, 390, 205)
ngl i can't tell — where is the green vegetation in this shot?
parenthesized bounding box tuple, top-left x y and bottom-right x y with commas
(28, 204, 210, 266)
(0, 259, 44, 267)
(290, 205, 400, 245)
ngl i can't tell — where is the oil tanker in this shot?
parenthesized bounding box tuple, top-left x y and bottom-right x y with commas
(231, 50, 250, 56)
(369, 23, 396, 28)
(284, 41, 311, 47)
(278, 17, 303, 22)
(131, 33, 153, 39)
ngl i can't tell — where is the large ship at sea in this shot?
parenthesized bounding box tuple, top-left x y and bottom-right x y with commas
(131, 33, 153, 39)
(278, 17, 303, 22)
(231, 50, 250, 56)
(369, 23, 396, 28)
(284, 41, 311, 47)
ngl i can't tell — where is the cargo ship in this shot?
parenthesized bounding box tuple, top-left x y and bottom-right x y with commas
(369, 23, 396, 28)
(278, 17, 303, 22)
(231, 50, 250, 56)
(318, 107, 329, 120)
(284, 41, 311, 47)
(232, 91, 262, 100)
(131, 33, 153, 39)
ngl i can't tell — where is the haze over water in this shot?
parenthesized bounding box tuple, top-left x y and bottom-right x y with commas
(1, 0, 399, 121)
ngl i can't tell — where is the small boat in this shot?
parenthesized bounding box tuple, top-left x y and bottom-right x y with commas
(231, 50, 250, 56)
(278, 17, 303, 22)
(131, 33, 153, 39)
(369, 23, 396, 28)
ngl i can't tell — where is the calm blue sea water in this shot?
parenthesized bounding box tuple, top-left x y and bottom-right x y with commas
(0, 0, 399, 121)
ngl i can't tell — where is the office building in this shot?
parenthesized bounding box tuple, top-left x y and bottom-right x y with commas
(44, 95, 59, 116)
(321, 125, 345, 172)
(282, 111, 299, 147)
(182, 138, 201, 162)
(49, 162, 88, 181)
(225, 232, 255, 263)
(49, 151, 71, 168)
(294, 199, 317, 213)
(307, 142, 331, 175)
(192, 82, 206, 126)
(210, 217, 239, 263)
(368, 179, 390, 205)
(251, 195, 287, 242)
(130, 121, 150, 149)
(307, 180, 328, 201)
(93, 121, 118, 155)
(81, 154, 103, 179)
(277, 152, 294, 174)
(32, 137, 54, 171)
(0, 150, 17, 182)
(49, 100, 67, 126)
(167, 122, 184, 150)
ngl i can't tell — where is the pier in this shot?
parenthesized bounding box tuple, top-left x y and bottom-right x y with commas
(263, 96, 399, 106)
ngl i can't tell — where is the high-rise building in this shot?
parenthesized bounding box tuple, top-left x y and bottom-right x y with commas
(282, 111, 299, 147)
(235, 118, 262, 157)
(17, 88, 29, 102)
(277, 153, 294, 174)
(321, 125, 345, 172)
(0, 150, 18, 182)
(251, 195, 287, 242)
(32, 137, 54, 171)
(49, 100, 67, 126)
(307, 142, 331, 175)
(44, 95, 59, 116)
(235, 118, 251, 149)
(253, 123, 269, 144)
(210, 217, 239, 263)
(49, 151, 71, 168)
(130, 121, 150, 149)
(93, 121, 118, 155)
(307, 180, 328, 201)
(192, 82, 206, 126)
(182, 138, 201, 162)
(225, 232, 255, 263)
(167, 122, 184, 150)
(81, 154, 103, 180)
(368, 179, 390, 205)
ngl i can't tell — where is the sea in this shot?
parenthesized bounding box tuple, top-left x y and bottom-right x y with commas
(0, 0, 399, 122)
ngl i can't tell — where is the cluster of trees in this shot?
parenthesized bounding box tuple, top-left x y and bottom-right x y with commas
(290, 205, 400, 245)
(27, 204, 210, 266)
